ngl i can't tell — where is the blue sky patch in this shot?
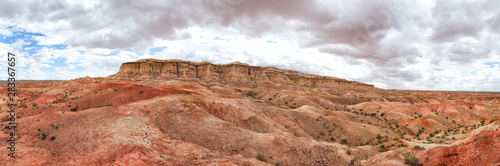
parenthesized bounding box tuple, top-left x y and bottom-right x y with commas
(266, 40, 278, 43)
(484, 62, 500, 68)
(149, 46, 167, 54)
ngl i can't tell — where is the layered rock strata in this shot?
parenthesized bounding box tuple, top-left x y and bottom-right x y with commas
(112, 59, 375, 89)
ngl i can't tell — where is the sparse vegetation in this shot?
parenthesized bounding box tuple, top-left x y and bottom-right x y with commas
(246, 91, 258, 99)
(379, 145, 388, 152)
(404, 155, 420, 166)
(413, 145, 425, 150)
(139, 89, 145, 94)
(341, 138, 348, 145)
(256, 153, 267, 163)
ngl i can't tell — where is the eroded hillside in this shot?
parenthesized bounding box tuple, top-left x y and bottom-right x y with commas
(1, 59, 499, 166)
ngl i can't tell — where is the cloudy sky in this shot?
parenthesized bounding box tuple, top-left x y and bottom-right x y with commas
(1, 0, 499, 91)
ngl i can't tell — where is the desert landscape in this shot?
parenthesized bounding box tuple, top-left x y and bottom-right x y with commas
(1, 59, 499, 166)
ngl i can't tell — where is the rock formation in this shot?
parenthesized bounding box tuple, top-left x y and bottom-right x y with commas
(112, 59, 375, 89)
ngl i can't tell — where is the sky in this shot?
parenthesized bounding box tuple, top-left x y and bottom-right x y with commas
(0, 0, 499, 91)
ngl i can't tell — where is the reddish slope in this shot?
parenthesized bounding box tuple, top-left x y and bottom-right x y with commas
(416, 130, 500, 166)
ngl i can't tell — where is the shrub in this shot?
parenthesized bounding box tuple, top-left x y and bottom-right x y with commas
(42, 133, 48, 140)
(98, 105, 104, 108)
(429, 133, 435, 137)
(106, 104, 113, 106)
(379, 145, 388, 152)
(452, 137, 455, 140)
(330, 137, 335, 141)
(235, 89, 242, 92)
(50, 136, 56, 141)
(413, 145, 425, 150)
(70, 107, 78, 112)
(139, 89, 145, 94)
(381, 113, 385, 117)
(404, 155, 420, 166)
(377, 134, 382, 140)
(256, 153, 267, 163)
(341, 138, 348, 145)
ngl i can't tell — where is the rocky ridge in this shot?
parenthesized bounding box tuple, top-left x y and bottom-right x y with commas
(112, 59, 375, 89)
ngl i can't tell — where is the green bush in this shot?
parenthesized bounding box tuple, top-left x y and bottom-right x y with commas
(404, 155, 420, 166)
(70, 107, 78, 112)
(379, 145, 388, 152)
(50, 136, 56, 141)
(341, 138, 348, 145)
(139, 89, 145, 94)
(413, 145, 425, 150)
(256, 153, 267, 163)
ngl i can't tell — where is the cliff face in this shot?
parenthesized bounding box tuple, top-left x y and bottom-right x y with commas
(112, 59, 375, 89)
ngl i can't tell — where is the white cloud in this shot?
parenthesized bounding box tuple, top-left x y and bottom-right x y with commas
(0, 0, 499, 90)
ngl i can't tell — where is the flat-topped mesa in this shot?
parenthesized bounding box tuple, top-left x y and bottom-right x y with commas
(111, 59, 375, 89)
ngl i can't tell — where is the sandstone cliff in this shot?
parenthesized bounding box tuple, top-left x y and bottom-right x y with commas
(111, 59, 375, 89)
